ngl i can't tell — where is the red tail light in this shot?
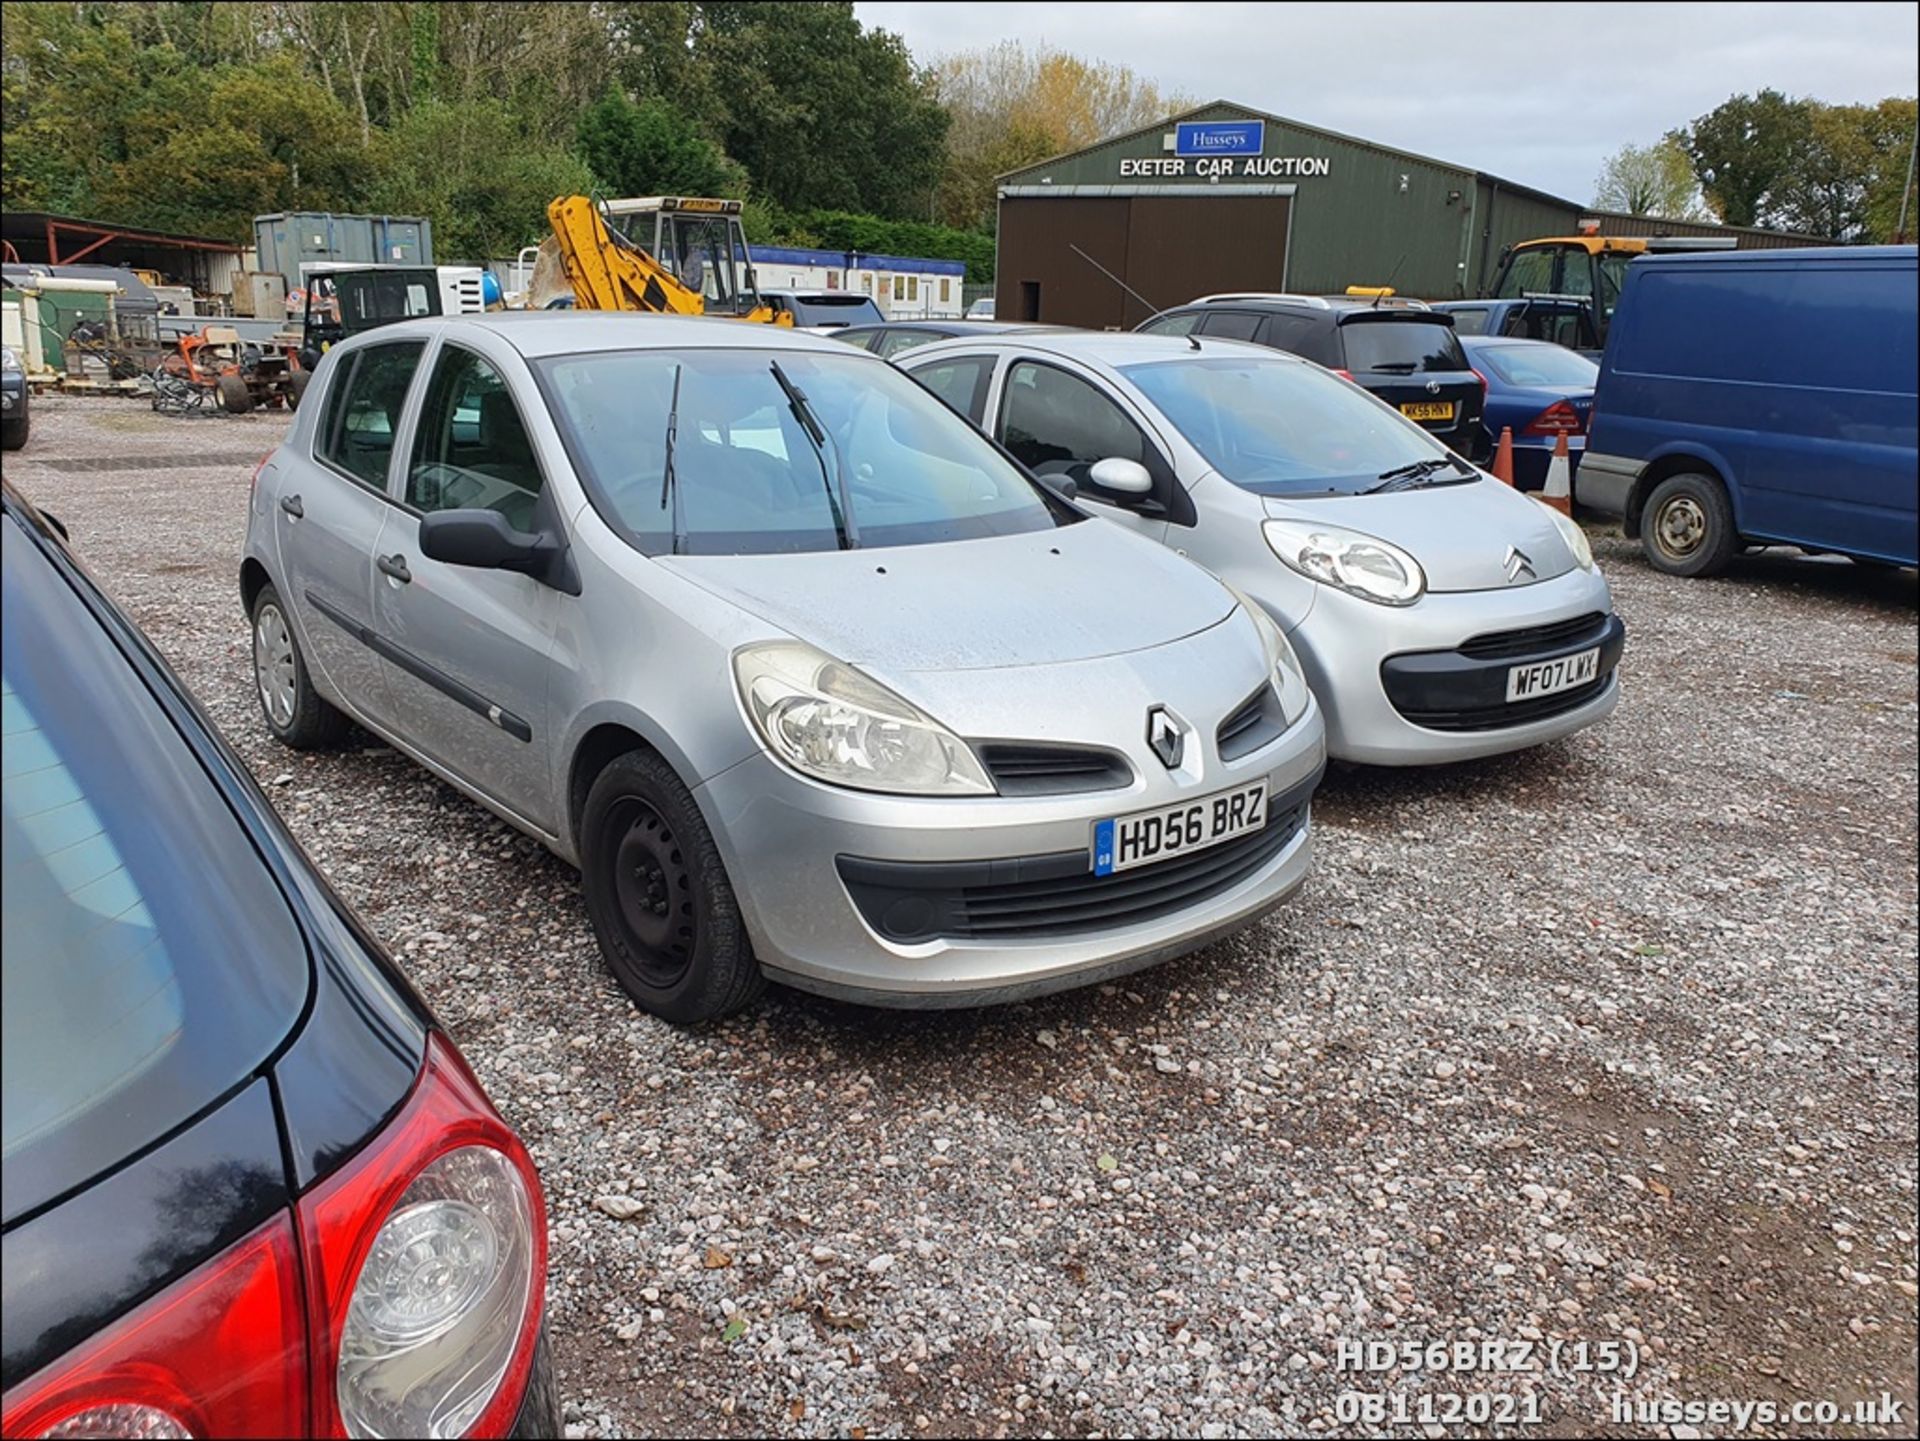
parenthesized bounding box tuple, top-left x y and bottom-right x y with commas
(1332, 368, 1357, 382)
(1523, 400, 1584, 436)
(299, 1034, 546, 1440)
(1470, 368, 1489, 391)
(1, 1036, 544, 1441)
(0, 1217, 308, 1439)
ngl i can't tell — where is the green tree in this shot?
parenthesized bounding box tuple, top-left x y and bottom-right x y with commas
(635, 3, 949, 220)
(1773, 97, 1918, 240)
(575, 91, 746, 198)
(96, 58, 378, 239)
(374, 99, 597, 261)
(1592, 138, 1706, 219)
(1671, 89, 1810, 227)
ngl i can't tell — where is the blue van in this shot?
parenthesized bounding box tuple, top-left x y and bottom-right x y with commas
(1580, 246, 1917, 576)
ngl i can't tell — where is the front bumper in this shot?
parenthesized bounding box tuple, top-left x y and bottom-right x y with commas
(1288, 566, 1623, 765)
(697, 705, 1326, 1006)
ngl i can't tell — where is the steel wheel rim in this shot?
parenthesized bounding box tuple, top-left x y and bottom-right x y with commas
(254, 604, 297, 728)
(607, 799, 696, 987)
(1656, 495, 1707, 558)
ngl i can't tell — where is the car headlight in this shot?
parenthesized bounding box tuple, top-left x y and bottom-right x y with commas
(732, 641, 994, 796)
(1222, 582, 1311, 727)
(1262, 519, 1425, 607)
(1543, 504, 1594, 571)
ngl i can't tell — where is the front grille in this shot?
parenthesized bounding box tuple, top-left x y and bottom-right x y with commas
(1457, 612, 1608, 661)
(1216, 686, 1287, 761)
(839, 803, 1309, 944)
(975, 742, 1131, 796)
(1397, 673, 1614, 732)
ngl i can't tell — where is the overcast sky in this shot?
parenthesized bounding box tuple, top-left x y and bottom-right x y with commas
(855, 1, 1919, 201)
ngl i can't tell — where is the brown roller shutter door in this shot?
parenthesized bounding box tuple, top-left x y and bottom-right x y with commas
(997, 193, 1291, 329)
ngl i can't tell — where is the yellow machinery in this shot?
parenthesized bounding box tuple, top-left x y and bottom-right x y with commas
(531, 195, 790, 324)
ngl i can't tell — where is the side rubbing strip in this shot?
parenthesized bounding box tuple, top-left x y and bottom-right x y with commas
(303, 590, 533, 743)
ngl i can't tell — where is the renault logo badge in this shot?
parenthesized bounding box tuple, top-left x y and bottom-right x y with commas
(1146, 705, 1188, 770)
(1504, 545, 1536, 583)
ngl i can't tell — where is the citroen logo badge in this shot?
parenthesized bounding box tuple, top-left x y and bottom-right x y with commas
(1504, 545, 1536, 583)
(1146, 705, 1188, 770)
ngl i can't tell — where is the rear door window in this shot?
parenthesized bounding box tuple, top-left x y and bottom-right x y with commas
(908, 354, 995, 423)
(1446, 308, 1490, 335)
(2, 520, 308, 1223)
(1198, 310, 1264, 341)
(1259, 311, 1326, 360)
(317, 341, 426, 492)
(1339, 320, 1469, 374)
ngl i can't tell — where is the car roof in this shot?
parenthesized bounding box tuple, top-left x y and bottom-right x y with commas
(904, 328, 1292, 369)
(334, 312, 874, 360)
(1629, 244, 1915, 267)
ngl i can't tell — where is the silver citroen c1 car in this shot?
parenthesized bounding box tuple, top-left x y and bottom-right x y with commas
(899, 332, 1624, 765)
(241, 315, 1325, 1022)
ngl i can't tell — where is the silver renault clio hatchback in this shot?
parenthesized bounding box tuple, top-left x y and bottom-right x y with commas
(241, 316, 1325, 1021)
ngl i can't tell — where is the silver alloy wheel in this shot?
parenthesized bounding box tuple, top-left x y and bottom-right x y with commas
(1655, 495, 1708, 558)
(254, 603, 297, 728)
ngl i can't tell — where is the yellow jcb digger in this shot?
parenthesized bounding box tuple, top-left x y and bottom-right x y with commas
(529, 195, 792, 325)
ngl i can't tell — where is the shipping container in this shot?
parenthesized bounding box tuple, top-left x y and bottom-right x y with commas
(252, 213, 435, 284)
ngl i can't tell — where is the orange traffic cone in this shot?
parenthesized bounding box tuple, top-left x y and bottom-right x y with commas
(1539, 434, 1573, 515)
(1491, 427, 1515, 486)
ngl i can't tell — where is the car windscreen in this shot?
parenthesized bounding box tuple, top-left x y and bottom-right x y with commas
(785, 296, 885, 327)
(2, 518, 308, 1223)
(1120, 355, 1451, 498)
(535, 348, 1073, 555)
(1473, 343, 1600, 388)
(1339, 319, 1469, 375)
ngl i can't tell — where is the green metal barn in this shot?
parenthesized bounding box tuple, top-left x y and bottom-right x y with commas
(993, 101, 1818, 329)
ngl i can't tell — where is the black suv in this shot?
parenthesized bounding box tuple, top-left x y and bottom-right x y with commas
(1138, 294, 1487, 460)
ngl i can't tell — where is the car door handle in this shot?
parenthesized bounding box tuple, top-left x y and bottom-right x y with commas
(279, 494, 304, 518)
(377, 553, 412, 584)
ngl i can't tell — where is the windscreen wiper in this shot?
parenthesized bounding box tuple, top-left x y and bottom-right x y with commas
(769, 360, 858, 549)
(659, 362, 688, 554)
(1364, 454, 1471, 494)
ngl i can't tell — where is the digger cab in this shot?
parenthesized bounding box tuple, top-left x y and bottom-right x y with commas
(602, 197, 767, 318)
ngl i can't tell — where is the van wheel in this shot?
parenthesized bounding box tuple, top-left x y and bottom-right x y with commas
(1642, 472, 1739, 578)
(250, 584, 347, 748)
(580, 750, 764, 1024)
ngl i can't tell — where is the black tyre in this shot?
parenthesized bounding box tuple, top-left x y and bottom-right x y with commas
(217, 372, 254, 414)
(1641, 471, 1739, 578)
(288, 368, 310, 411)
(250, 584, 347, 749)
(0, 416, 24, 452)
(580, 749, 764, 1023)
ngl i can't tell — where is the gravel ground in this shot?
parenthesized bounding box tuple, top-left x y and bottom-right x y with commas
(8, 394, 1917, 1439)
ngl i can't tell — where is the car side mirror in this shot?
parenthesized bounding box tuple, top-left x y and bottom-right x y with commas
(1087, 457, 1153, 496)
(419, 508, 577, 592)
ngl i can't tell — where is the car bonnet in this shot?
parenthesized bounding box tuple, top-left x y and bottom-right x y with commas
(665, 517, 1236, 673)
(1263, 478, 1578, 592)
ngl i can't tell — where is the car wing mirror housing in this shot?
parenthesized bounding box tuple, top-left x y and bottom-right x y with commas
(418, 509, 580, 594)
(1087, 457, 1154, 496)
